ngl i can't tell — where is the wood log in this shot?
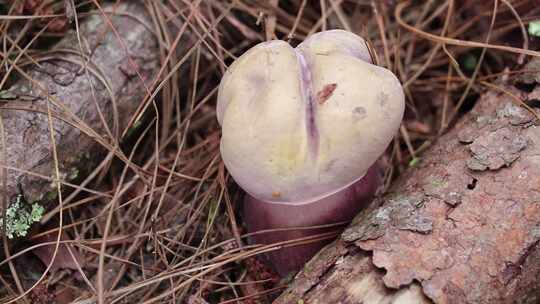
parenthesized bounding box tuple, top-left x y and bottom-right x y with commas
(275, 73, 540, 303)
(0, 1, 174, 238)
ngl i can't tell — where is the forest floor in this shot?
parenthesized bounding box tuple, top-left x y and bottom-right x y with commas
(0, 1, 539, 303)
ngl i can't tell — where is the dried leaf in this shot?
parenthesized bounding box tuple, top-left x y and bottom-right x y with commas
(32, 233, 82, 271)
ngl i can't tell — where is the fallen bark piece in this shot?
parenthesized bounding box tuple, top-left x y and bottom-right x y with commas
(276, 83, 540, 303)
(0, 1, 163, 237)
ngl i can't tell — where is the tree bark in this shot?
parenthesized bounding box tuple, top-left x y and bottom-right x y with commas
(275, 74, 540, 303)
(0, 1, 169, 235)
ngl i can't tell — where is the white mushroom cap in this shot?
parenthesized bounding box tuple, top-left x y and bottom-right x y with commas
(217, 30, 404, 205)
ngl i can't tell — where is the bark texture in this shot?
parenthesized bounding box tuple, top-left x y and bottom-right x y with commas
(0, 2, 160, 221)
(276, 75, 540, 303)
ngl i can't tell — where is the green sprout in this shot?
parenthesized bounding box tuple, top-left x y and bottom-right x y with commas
(0, 192, 44, 239)
(529, 20, 540, 37)
(409, 157, 421, 167)
(462, 54, 477, 71)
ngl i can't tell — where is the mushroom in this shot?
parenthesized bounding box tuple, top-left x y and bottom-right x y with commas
(217, 30, 405, 276)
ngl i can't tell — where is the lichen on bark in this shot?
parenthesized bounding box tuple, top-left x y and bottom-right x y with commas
(0, 1, 166, 238)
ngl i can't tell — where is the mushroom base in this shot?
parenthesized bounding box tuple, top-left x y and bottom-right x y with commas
(243, 164, 381, 277)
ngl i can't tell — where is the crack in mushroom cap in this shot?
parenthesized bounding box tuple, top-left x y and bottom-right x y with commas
(217, 30, 404, 205)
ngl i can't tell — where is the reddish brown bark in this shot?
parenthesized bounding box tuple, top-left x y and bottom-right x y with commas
(276, 74, 540, 303)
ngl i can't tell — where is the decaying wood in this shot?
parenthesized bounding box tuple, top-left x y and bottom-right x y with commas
(276, 72, 540, 303)
(0, 1, 163, 229)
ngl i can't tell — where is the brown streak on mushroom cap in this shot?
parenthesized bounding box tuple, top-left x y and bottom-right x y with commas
(317, 83, 338, 105)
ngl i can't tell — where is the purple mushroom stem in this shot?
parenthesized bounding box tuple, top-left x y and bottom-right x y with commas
(243, 163, 382, 276)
